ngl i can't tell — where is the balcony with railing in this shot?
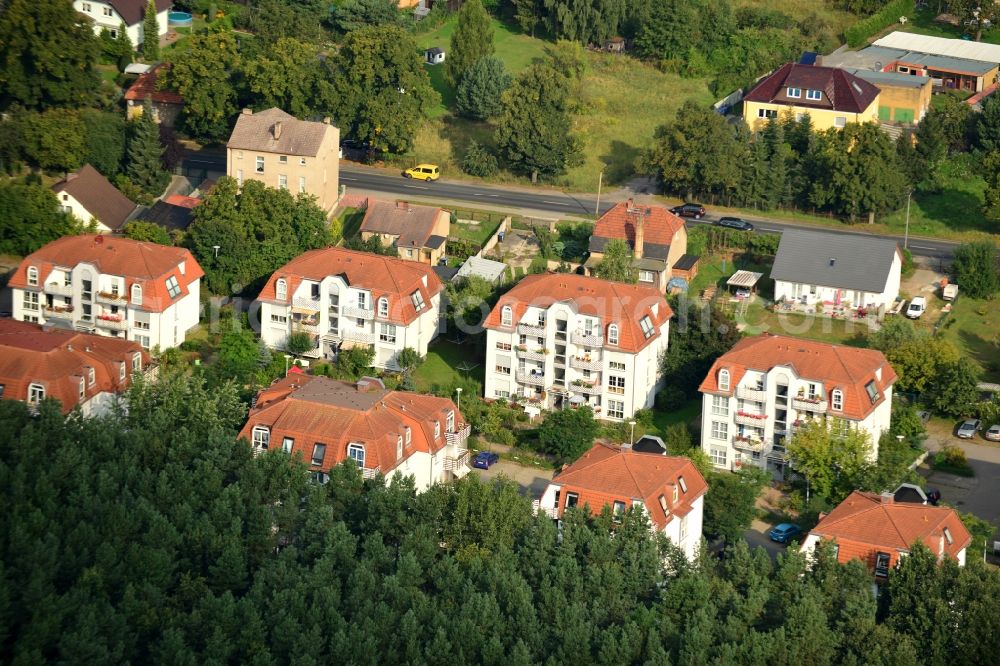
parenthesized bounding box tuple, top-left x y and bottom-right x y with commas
(517, 322, 546, 337)
(444, 447, 470, 472)
(445, 423, 472, 448)
(292, 296, 322, 312)
(736, 386, 768, 402)
(571, 378, 601, 395)
(515, 345, 549, 362)
(96, 291, 128, 306)
(570, 355, 602, 371)
(516, 369, 546, 386)
(44, 282, 74, 297)
(533, 500, 559, 519)
(343, 304, 374, 319)
(732, 434, 765, 452)
(793, 396, 827, 412)
(44, 304, 74, 320)
(341, 328, 377, 344)
(96, 313, 127, 330)
(734, 410, 768, 427)
(292, 313, 320, 329)
(571, 330, 603, 347)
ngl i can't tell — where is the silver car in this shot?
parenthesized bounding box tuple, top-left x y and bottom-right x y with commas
(957, 419, 981, 439)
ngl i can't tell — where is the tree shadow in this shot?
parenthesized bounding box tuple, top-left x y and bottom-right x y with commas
(439, 115, 496, 164)
(600, 140, 642, 185)
(957, 328, 1000, 380)
(423, 63, 455, 110)
(916, 188, 993, 233)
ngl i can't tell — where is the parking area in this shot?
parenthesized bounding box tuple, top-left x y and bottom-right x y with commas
(920, 426, 1000, 532)
(471, 459, 554, 497)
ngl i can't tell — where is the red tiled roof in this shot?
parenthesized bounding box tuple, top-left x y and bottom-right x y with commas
(9, 235, 204, 314)
(744, 63, 880, 114)
(123, 64, 183, 104)
(810, 490, 971, 562)
(257, 247, 442, 326)
(592, 201, 685, 253)
(360, 199, 445, 249)
(238, 375, 460, 474)
(163, 194, 200, 209)
(550, 443, 707, 530)
(698, 334, 896, 421)
(51, 164, 137, 231)
(484, 273, 671, 354)
(0, 319, 148, 414)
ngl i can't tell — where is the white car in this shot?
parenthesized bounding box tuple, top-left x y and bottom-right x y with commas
(906, 296, 926, 319)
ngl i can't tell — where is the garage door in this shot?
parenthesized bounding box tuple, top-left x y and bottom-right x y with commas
(894, 108, 915, 124)
(878, 106, 891, 121)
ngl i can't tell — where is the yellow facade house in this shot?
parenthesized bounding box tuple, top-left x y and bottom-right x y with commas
(360, 200, 451, 266)
(226, 108, 341, 212)
(742, 63, 880, 131)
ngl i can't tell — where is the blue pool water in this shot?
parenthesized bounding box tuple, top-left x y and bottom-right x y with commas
(168, 11, 193, 26)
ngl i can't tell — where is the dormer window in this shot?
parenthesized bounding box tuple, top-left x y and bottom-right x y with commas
(252, 425, 270, 451)
(27, 266, 38, 286)
(608, 324, 619, 346)
(347, 443, 365, 468)
(501, 305, 512, 327)
(786, 87, 801, 98)
(612, 500, 626, 523)
(658, 494, 669, 513)
(639, 316, 654, 339)
(944, 527, 953, 545)
(405, 426, 411, 445)
(87, 367, 95, 387)
(434, 421, 441, 439)
(447, 410, 455, 432)
(831, 389, 843, 411)
(311, 443, 327, 466)
(132, 353, 142, 371)
(119, 363, 126, 381)
(806, 89, 822, 101)
(276, 279, 287, 301)
(396, 436, 403, 459)
(165, 276, 181, 299)
(28, 383, 44, 403)
(131, 284, 142, 306)
(718, 369, 730, 391)
(679, 476, 687, 494)
(865, 380, 879, 405)
(78, 378, 86, 400)
(410, 290, 425, 311)
(378, 297, 389, 317)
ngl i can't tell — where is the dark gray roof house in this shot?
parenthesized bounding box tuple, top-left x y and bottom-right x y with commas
(770, 229, 902, 295)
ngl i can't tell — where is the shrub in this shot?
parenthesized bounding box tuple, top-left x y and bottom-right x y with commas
(285, 332, 315, 355)
(656, 385, 688, 411)
(933, 444, 974, 476)
(461, 141, 499, 177)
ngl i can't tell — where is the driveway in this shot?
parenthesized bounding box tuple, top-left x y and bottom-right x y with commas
(471, 459, 554, 498)
(919, 421, 1000, 531)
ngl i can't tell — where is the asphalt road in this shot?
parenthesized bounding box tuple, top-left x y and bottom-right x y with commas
(181, 154, 959, 261)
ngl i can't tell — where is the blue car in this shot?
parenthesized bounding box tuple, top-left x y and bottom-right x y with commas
(768, 523, 802, 544)
(472, 451, 500, 470)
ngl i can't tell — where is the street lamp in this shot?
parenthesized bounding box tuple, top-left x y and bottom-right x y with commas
(903, 190, 911, 250)
(594, 168, 605, 217)
(628, 419, 636, 446)
(212, 245, 220, 259)
(284, 354, 292, 375)
(455, 386, 463, 413)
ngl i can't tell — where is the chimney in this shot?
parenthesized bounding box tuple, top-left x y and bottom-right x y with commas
(633, 209, 645, 259)
(323, 116, 331, 125)
(829, 257, 836, 267)
(880, 491, 894, 504)
(815, 55, 824, 66)
(273, 122, 282, 140)
(242, 108, 252, 115)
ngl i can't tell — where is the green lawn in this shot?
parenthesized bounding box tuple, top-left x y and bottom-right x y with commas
(450, 218, 501, 246)
(938, 296, 1000, 382)
(897, 7, 1000, 45)
(649, 399, 702, 437)
(404, 16, 714, 192)
(412, 338, 485, 394)
(736, 0, 858, 37)
(335, 207, 364, 241)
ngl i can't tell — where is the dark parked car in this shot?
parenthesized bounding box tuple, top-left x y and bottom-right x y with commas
(472, 451, 500, 470)
(717, 216, 755, 231)
(670, 203, 706, 219)
(925, 488, 942, 505)
(768, 523, 802, 544)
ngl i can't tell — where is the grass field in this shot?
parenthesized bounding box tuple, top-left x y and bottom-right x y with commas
(939, 296, 1000, 382)
(334, 207, 364, 241)
(897, 7, 1000, 45)
(405, 17, 714, 192)
(412, 339, 484, 394)
(450, 218, 501, 246)
(735, 0, 858, 37)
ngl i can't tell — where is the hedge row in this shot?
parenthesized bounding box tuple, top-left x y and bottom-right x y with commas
(844, 0, 916, 48)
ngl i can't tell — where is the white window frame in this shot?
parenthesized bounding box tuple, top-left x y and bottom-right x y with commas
(347, 443, 365, 468)
(379, 323, 396, 344)
(834, 116, 847, 128)
(378, 297, 389, 318)
(679, 476, 687, 493)
(405, 426, 411, 445)
(501, 306, 512, 326)
(411, 290, 425, 311)
(252, 426, 270, 451)
(27, 266, 38, 286)
(278, 174, 288, 190)
(607, 400, 625, 420)
(28, 383, 44, 403)
(639, 316, 654, 339)
(299, 176, 306, 193)
(256, 156, 264, 173)
(282, 437, 294, 454)
(447, 410, 455, 432)
(165, 276, 181, 299)
(711, 420, 728, 440)
(607, 324, 619, 346)
(88, 367, 95, 387)
(434, 421, 441, 439)
(831, 389, 843, 411)
(711, 395, 729, 416)
(639, 270, 655, 283)
(718, 369, 730, 391)
(23, 291, 39, 311)
(131, 284, 142, 306)
(131, 353, 142, 371)
(609, 360, 626, 371)
(119, 363, 126, 381)
(311, 443, 326, 466)
(396, 436, 403, 459)
(710, 448, 727, 466)
(78, 378, 86, 400)
(276, 279, 287, 301)
(806, 89, 822, 101)
(607, 375, 626, 394)
(786, 87, 801, 98)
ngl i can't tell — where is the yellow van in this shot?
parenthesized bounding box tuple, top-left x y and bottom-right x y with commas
(403, 164, 440, 181)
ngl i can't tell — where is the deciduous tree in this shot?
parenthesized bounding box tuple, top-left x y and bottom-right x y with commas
(163, 27, 241, 143)
(536, 405, 599, 461)
(333, 0, 402, 34)
(495, 64, 582, 182)
(80, 109, 127, 178)
(123, 220, 172, 245)
(244, 38, 333, 117)
(593, 238, 637, 283)
(18, 108, 87, 172)
(786, 418, 873, 502)
(951, 240, 999, 299)
(703, 466, 770, 543)
(0, 181, 77, 255)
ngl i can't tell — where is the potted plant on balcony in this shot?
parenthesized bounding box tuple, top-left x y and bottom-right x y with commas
(516, 344, 528, 352)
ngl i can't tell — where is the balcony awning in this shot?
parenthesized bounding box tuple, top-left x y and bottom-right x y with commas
(291, 305, 319, 315)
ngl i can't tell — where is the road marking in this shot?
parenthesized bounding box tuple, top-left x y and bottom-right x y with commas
(759, 228, 780, 232)
(542, 200, 568, 205)
(488, 194, 499, 197)
(910, 245, 935, 250)
(341, 177, 358, 181)
(472, 193, 483, 196)
(404, 185, 429, 190)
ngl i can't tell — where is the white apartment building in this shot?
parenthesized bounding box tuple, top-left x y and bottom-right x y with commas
(255, 248, 443, 368)
(535, 443, 708, 560)
(9, 235, 203, 350)
(698, 334, 897, 477)
(73, 0, 170, 48)
(483, 273, 671, 420)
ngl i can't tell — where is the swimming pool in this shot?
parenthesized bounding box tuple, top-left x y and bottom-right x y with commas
(168, 11, 193, 27)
